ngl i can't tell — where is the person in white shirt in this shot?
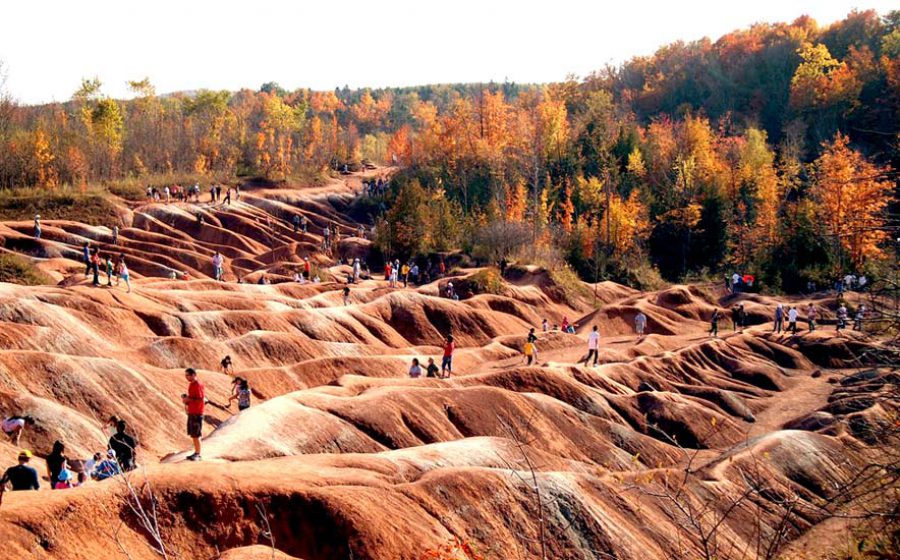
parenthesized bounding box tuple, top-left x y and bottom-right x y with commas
(787, 306, 799, 333)
(635, 312, 647, 337)
(211, 252, 224, 281)
(582, 325, 600, 367)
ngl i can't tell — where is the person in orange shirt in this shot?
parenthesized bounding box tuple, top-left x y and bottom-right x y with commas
(181, 368, 205, 461)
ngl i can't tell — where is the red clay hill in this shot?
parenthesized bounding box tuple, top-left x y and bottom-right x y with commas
(0, 170, 895, 559)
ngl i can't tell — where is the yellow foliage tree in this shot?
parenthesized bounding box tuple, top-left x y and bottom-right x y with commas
(813, 133, 893, 268)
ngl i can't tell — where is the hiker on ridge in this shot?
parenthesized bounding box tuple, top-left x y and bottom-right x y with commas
(788, 306, 799, 333)
(33, 214, 41, 239)
(441, 335, 455, 378)
(709, 309, 721, 337)
(582, 325, 600, 367)
(773, 304, 784, 333)
(212, 252, 225, 281)
(806, 303, 817, 331)
(181, 368, 205, 461)
(220, 355, 234, 375)
(635, 312, 647, 337)
(227, 377, 251, 412)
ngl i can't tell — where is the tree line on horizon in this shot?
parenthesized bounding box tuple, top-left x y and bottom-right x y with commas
(0, 9, 896, 291)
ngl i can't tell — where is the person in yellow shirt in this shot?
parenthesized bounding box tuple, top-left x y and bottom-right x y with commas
(523, 341, 537, 365)
(401, 263, 411, 287)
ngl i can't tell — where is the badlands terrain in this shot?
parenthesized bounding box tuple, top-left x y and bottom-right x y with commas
(0, 170, 895, 559)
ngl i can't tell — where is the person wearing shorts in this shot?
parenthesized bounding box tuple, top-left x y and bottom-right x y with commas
(2, 416, 33, 446)
(182, 368, 205, 461)
(441, 335, 454, 378)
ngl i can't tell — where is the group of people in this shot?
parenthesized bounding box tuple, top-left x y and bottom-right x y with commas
(362, 177, 389, 197)
(1, 415, 138, 495)
(708, 301, 866, 337)
(82, 242, 132, 293)
(146, 183, 239, 205)
(408, 335, 455, 379)
(726, 272, 755, 293)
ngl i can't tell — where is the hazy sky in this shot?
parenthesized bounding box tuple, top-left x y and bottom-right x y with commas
(1, 1, 895, 104)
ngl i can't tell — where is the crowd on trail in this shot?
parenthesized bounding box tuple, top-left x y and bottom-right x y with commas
(144, 183, 239, 205)
(361, 176, 390, 198)
(706, 298, 866, 338)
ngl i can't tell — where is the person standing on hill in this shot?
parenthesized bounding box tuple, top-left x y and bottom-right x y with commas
(82, 242, 92, 276)
(542, 319, 549, 332)
(561, 317, 570, 332)
(635, 312, 647, 337)
(108, 420, 137, 471)
(300, 215, 308, 233)
(853, 305, 866, 331)
(227, 377, 252, 411)
(223, 187, 231, 205)
(164, 185, 171, 203)
(117, 257, 131, 293)
(220, 355, 234, 375)
(773, 304, 784, 333)
(441, 335, 455, 378)
(582, 325, 600, 367)
(709, 309, 720, 337)
(401, 262, 410, 288)
(105, 255, 114, 287)
(788, 306, 799, 333)
(807, 303, 817, 331)
(523, 339, 537, 365)
(212, 252, 224, 281)
(1, 450, 40, 492)
(353, 258, 361, 283)
(45, 441, 67, 489)
(90, 247, 101, 286)
(33, 215, 41, 239)
(209, 185, 216, 203)
(342, 286, 351, 306)
(292, 214, 301, 234)
(182, 368, 205, 461)
(112, 225, 119, 245)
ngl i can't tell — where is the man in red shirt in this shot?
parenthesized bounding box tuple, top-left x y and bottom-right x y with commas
(441, 334, 454, 379)
(181, 368, 205, 461)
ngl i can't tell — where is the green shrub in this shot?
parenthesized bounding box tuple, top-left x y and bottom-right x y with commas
(0, 253, 53, 286)
(0, 188, 123, 226)
(548, 265, 590, 306)
(466, 267, 504, 295)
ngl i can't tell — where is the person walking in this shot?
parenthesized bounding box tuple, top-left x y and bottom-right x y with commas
(212, 252, 224, 281)
(118, 257, 132, 293)
(773, 304, 784, 333)
(1, 450, 40, 492)
(788, 306, 799, 333)
(732, 304, 745, 332)
(582, 325, 600, 367)
(220, 355, 234, 375)
(836, 304, 848, 331)
(108, 420, 138, 471)
(182, 368, 205, 461)
(303, 257, 311, 279)
(853, 305, 866, 331)
(342, 286, 351, 306)
(441, 335, 455, 378)
(807, 303, 817, 331)
(105, 255, 114, 287)
(523, 339, 537, 365)
(227, 377, 251, 411)
(33, 214, 41, 239)
(635, 312, 647, 337)
(709, 309, 720, 337)
(401, 262, 410, 288)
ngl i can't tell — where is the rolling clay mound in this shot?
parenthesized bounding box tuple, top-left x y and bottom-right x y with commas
(0, 170, 894, 559)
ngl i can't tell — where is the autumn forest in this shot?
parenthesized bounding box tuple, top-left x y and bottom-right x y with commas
(1, 9, 897, 292)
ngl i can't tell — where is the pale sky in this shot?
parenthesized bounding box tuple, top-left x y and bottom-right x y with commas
(1, 0, 895, 104)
